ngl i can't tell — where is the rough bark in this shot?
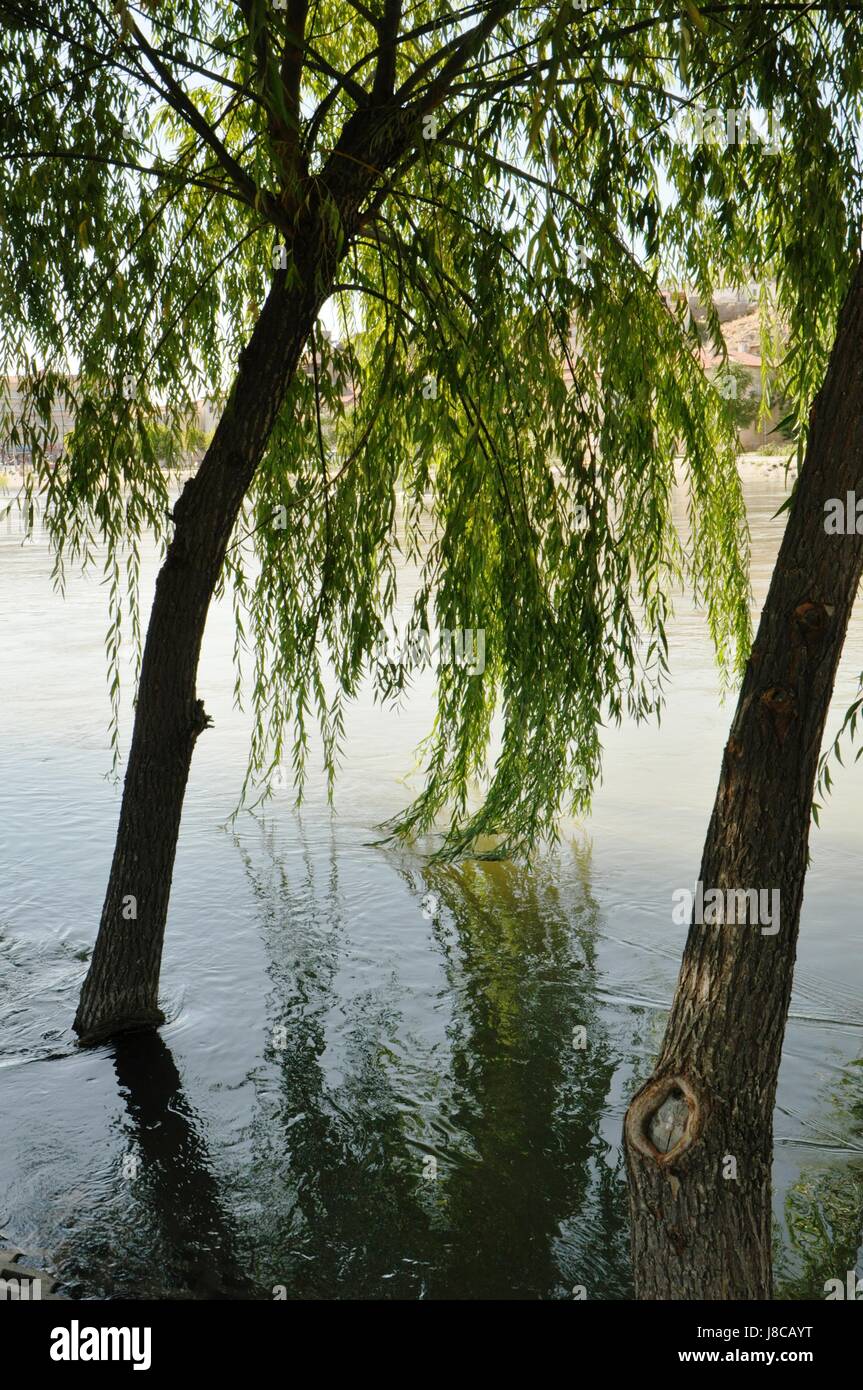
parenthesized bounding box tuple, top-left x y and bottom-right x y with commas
(73, 270, 323, 1043)
(624, 258, 863, 1299)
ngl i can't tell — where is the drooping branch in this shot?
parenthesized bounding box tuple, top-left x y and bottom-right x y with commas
(0, 148, 246, 200)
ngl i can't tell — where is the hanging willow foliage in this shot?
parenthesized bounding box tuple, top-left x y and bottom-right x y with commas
(2, 1, 863, 857)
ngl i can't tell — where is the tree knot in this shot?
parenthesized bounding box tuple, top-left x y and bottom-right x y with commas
(793, 599, 833, 643)
(172, 477, 197, 525)
(759, 685, 797, 742)
(625, 1074, 702, 1169)
(190, 699, 213, 737)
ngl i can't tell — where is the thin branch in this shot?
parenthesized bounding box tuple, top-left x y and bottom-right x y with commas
(118, 3, 261, 207)
(0, 148, 247, 200)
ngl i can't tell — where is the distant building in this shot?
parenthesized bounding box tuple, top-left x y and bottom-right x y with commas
(1, 378, 223, 472)
(692, 300, 787, 450)
(0, 376, 76, 466)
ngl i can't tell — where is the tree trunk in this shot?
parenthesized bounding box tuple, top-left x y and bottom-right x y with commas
(624, 258, 863, 1299)
(73, 271, 322, 1043)
(71, 80, 433, 1045)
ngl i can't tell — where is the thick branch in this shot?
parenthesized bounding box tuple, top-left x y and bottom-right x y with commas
(282, 0, 310, 129)
(372, 0, 402, 105)
(394, 0, 518, 110)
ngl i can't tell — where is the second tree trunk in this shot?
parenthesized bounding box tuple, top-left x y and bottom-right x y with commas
(625, 258, 863, 1299)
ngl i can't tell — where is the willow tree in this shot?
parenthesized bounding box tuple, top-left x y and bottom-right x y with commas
(2, 0, 863, 1299)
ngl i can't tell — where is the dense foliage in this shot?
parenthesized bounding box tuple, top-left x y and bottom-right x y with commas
(2, 1, 863, 854)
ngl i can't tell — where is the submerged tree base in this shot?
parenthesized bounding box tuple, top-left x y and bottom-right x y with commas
(74, 1008, 166, 1048)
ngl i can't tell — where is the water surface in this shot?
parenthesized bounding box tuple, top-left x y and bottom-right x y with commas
(2, 466, 862, 1299)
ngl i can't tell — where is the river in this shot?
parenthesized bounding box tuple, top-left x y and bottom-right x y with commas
(1, 463, 862, 1299)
